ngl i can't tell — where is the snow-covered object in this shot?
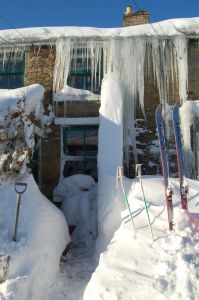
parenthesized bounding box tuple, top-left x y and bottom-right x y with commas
(54, 175, 97, 248)
(97, 73, 124, 252)
(0, 174, 70, 300)
(54, 174, 95, 195)
(0, 85, 47, 182)
(54, 85, 100, 101)
(84, 175, 199, 300)
(0, 84, 44, 122)
(0, 18, 199, 45)
(180, 100, 199, 177)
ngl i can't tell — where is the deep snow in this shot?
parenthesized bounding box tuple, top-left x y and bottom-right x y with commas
(0, 174, 70, 300)
(84, 175, 199, 300)
(48, 175, 199, 300)
(0, 16, 199, 300)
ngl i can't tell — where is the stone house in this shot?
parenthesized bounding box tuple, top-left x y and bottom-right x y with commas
(0, 6, 199, 200)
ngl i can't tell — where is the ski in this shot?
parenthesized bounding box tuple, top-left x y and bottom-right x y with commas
(172, 102, 188, 210)
(155, 104, 174, 230)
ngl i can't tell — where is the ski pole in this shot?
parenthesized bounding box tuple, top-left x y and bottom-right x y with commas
(136, 164, 154, 241)
(13, 182, 27, 242)
(116, 167, 135, 231)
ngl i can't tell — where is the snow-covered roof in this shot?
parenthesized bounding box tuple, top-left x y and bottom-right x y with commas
(0, 17, 199, 46)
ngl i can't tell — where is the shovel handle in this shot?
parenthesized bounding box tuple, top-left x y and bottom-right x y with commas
(14, 183, 27, 194)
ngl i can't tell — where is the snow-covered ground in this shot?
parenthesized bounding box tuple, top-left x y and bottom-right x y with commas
(48, 175, 199, 300)
(84, 175, 199, 300)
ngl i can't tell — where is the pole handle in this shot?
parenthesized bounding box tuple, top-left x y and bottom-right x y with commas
(14, 183, 27, 195)
(13, 194, 21, 242)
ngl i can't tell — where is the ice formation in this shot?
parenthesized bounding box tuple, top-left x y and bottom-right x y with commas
(52, 34, 193, 168)
(180, 101, 199, 178)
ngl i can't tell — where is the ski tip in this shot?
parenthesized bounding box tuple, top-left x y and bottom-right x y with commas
(173, 101, 180, 111)
(155, 103, 163, 115)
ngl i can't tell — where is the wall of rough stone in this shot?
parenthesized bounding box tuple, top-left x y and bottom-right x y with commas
(123, 11, 149, 27)
(24, 46, 61, 199)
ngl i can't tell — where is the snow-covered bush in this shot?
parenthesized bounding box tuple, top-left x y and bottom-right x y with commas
(0, 84, 49, 183)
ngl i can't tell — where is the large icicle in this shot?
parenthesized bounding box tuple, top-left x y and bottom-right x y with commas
(174, 36, 188, 103)
(53, 38, 71, 94)
(53, 35, 190, 176)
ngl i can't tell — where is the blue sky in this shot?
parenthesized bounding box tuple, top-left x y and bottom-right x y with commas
(0, 0, 198, 29)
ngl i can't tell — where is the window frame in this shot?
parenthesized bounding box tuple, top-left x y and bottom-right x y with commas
(0, 52, 25, 88)
(62, 125, 99, 179)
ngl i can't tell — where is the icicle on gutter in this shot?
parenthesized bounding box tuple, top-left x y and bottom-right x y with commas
(0, 47, 25, 71)
(53, 35, 189, 175)
(53, 38, 71, 115)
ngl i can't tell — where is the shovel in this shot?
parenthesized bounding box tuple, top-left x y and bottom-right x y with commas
(13, 182, 27, 242)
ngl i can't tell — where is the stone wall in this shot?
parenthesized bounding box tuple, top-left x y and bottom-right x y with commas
(55, 101, 100, 118)
(123, 10, 149, 27)
(24, 45, 56, 110)
(24, 46, 61, 199)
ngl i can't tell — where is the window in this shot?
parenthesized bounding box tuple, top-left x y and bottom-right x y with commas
(62, 126, 98, 180)
(0, 52, 24, 89)
(67, 52, 102, 94)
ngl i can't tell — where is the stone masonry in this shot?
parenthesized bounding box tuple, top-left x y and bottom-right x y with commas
(123, 6, 149, 27)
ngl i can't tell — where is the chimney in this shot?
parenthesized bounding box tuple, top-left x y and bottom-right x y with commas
(123, 6, 149, 27)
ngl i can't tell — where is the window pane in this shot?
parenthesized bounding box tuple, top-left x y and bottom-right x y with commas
(0, 74, 23, 89)
(67, 74, 101, 94)
(70, 57, 92, 71)
(85, 128, 98, 156)
(66, 129, 84, 156)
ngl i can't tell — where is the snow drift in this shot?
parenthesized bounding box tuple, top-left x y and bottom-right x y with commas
(0, 174, 70, 300)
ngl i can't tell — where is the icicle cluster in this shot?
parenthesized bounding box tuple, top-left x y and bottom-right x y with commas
(0, 48, 24, 70)
(53, 35, 189, 173)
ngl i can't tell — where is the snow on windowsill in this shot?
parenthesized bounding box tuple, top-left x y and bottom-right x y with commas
(53, 85, 100, 102)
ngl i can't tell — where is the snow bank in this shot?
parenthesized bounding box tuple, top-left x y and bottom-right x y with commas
(0, 17, 199, 45)
(0, 174, 70, 300)
(54, 85, 100, 101)
(97, 73, 124, 252)
(54, 175, 97, 248)
(84, 176, 199, 300)
(180, 100, 199, 177)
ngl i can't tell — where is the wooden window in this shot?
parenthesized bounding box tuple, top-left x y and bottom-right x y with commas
(67, 52, 102, 94)
(62, 125, 98, 180)
(0, 52, 24, 89)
